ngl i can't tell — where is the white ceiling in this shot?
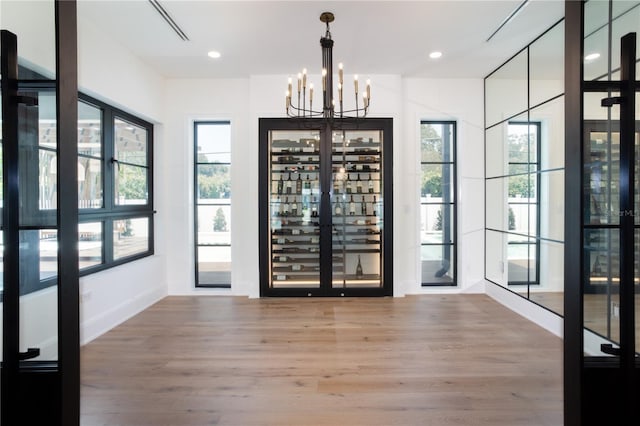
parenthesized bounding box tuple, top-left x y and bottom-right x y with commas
(77, 0, 564, 80)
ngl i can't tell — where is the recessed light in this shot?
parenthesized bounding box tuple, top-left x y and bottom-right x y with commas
(585, 52, 600, 61)
(429, 51, 442, 59)
(208, 51, 221, 59)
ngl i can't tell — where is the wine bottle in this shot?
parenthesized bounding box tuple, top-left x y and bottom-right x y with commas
(277, 174, 284, 195)
(311, 196, 318, 218)
(291, 197, 298, 216)
(368, 174, 374, 193)
(286, 173, 293, 194)
(346, 174, 352, 193)
(283, 196, 290, 216)
(356, 174, 363, 193)
(356, 255, 364, 279)
(372, 195, 378, 216)
(361, 196, 366, 215)
(296, 174, 302, 194)
(349, 195, 356, 216)
(335, 201, 342, 216)
(304, 174, 311, 191)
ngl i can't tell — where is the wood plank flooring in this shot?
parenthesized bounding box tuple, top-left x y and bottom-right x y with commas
(80, 295, 563, 425)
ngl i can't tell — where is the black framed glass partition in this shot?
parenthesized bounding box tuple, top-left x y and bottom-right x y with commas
(484, 18, 565, 316)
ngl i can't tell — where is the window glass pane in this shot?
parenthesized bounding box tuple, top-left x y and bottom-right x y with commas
(113, 217, 149, 260)
(420, 123, 454, 163)
(197, 246, 231, 285)
(35, 230, 58, 281)
(197, 205, 231, 245)
(197, 123, 231, 163)
(420, 122, 455, 286)
(508, 123, 537, 164)
(115, 163, 148, 205)
(420, 164, 453, 199)
(37, 92, 56, 149)
(78, 101, 102, 158)
(508, 173, 536, 199)
(508, 239, 537, 285)
(79, 222, 103, 269)
(195, 122, 231, 288)
(197, 164, 231, 200)
(78, 157, 102, 209)
(115, 118, 147, 166)
(39, 149, 57, 210)
(420, 204, 453, 244)
(421, 244, 454, 284)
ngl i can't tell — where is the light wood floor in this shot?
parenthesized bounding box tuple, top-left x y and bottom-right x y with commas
(80, 295, 563, 425)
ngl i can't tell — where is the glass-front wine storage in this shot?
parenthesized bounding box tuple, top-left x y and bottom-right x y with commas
(259, 118, 392, 297)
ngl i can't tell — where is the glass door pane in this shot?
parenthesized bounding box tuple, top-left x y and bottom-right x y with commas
(331, 130, 383, 289)
(18, 89, 58, 361)
(269, 130, 321, 288)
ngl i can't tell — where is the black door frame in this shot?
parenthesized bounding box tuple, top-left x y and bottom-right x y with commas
(259, 117, 393, 297)
(565, 2, 639, 424)
(0, 1, 79, 424)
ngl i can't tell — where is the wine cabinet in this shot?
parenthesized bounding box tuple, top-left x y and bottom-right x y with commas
(259, 118, 393, 296)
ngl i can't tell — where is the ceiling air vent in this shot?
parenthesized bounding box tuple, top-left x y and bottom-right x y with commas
(148, 0, 189, 41)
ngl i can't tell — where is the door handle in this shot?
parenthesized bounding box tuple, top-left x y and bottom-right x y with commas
(18, 347, 40, 361)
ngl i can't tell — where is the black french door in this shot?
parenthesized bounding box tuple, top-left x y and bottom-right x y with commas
(1, 1, 79, 424)
(565, 2, 640, 423)
(259, 118, 393, 297)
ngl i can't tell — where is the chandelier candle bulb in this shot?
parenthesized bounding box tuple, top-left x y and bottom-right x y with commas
(288, 77, 292, 96)
(354, 75, 359, 94)
(338, 63, 344, 84)
(297, 73, 302, 93)
(302, 68, 307, 88)
(366, 79, 371, 100)
(338, 83, 343, 102)
(309, 84, 314, 103)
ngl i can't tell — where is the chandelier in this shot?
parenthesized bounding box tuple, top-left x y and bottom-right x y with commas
(285, 12, 370, 119)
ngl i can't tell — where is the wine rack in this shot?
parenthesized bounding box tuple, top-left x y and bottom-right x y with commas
(259, 118, 393, 296)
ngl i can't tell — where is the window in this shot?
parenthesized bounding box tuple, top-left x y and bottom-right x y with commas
(420, 121, 456, 286)
(0, 88, 153, 297)
(194, 121, 231, 287)
(507, 122, 540, 285)
(78, 95, 154, 275)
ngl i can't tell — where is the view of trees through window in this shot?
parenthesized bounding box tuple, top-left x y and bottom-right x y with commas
(195, 121, 232, 287)
(420, 121, 456, 286)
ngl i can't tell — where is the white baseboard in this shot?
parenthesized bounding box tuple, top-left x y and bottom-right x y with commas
(80, 286, 166, 345)
(485, 281, 563, 338)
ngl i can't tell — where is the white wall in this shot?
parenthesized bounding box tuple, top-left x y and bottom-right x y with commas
(163, 78, 251, 296)
(76, 14, 168, 344)
(403, 78, 486, 294)
(164, 74, 488, 298)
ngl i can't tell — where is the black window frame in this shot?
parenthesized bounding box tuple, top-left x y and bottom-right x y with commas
(0, 86, 154, 299)
(77, 93, 155, 276)
(506, 120, 541, 286)
(194, 120, 232, 288)
(420, 120, 457, 287)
